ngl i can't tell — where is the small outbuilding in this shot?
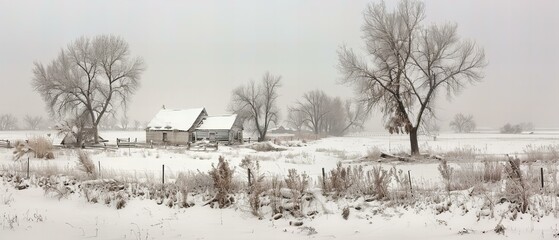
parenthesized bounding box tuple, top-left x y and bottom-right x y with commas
(194, 114, 243, 144)
(145, 108, 207, 145)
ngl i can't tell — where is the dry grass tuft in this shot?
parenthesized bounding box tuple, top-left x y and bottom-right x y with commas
(28, 136, 55, 159)
(76, 150, 97, 177)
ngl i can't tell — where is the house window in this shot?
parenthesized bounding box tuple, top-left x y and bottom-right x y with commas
(209, 132, 216, 141)
(162, 132, 168, 142)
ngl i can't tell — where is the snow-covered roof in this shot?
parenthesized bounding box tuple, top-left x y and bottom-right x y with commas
(196, 114, 238, 130)
(146, 108, 206, 131)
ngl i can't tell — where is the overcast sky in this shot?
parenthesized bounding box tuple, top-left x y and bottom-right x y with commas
(1, 0, 558, 130)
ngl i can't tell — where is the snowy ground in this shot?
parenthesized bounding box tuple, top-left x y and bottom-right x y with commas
(1, 130, 559, 239)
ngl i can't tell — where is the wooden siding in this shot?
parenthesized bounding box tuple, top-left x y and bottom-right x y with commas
(194, 126, 243, 144)
(146, 130, 189, 145)
(194, 129, 230, 142)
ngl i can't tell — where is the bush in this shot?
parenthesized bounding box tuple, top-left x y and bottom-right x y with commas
(28, 136, 55, 159)
(285, 169, 309, 216)
(500, 123, 523, 134)
(504, 156, 531, 213)
(438, 159, 453, 192)
(248, 160, 265, 217)
(328, 162, 352, 197)
(371, 166, 391, 200)
(209, 156, 234, 208)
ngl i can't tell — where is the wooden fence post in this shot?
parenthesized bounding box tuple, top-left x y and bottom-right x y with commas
(98, 161, 101, 178)
(27, 157, 30, 178)
(162, 164, 165, 189)
(322, 168, 326, 190)
(408, 170, 413, 194)
(541, 167, 544, 190)
(247, 168, 252, 188)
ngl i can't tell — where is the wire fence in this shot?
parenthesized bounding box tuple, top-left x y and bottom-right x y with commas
(2, 157, 558, 199)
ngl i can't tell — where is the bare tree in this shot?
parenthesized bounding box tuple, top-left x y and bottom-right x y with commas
(449, 113, 476, 133)
(294, 89, 330, 135)
(292, 91, 368, 136)
(285, 107, 306, 134)
(120, 115, 129, 130)
(339, 99, 368, 135)
(338, 0, 486, 155)
(322, 97, 345, 135)
(133, 120, 141, 130)
(0, 114, 18, 130)
(229, 72, 282, 142)
(32, 35, 145, 143)
(24, 115, 44, 130)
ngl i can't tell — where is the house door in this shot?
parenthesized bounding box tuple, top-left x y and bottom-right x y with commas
(162, 132, 168, 142)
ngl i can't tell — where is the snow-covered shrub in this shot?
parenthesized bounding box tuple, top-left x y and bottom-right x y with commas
(240, 155, 265, 216)
(269, 175, 283, 215)
(371, 166, 391, 200)
(327, 162, 351, 197)
(285, 169, 309, 216)
(438, 159, 453, 192)
(503, 156, 531, 213)
(248, 160, 265, 217)
(209, 156, 234, 208)
(28, 136, 55, 159)
(347, 166, 372, 196)
(76, 150, 97, 177)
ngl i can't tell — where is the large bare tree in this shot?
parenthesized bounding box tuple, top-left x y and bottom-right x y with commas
(0, 114, 18, 130)
(338, 0, 486, 155)
(294, 89, 331, 135)
(229, 72, 282, 142)
(24, 115, 44, 130)
(32, 35, 145, 143)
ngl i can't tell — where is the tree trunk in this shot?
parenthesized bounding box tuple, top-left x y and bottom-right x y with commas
(93, 125, 99, 144)
(409, 127, 419, 155)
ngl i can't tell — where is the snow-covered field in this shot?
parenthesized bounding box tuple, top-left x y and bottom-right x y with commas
(1, 130, 559, 239)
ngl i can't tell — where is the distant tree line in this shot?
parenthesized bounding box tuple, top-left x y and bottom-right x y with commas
(288, 90, 368, 136)
(228, 74, 369, 141)
(0, 114, 49, 130)
(500, 122, 534, 134)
